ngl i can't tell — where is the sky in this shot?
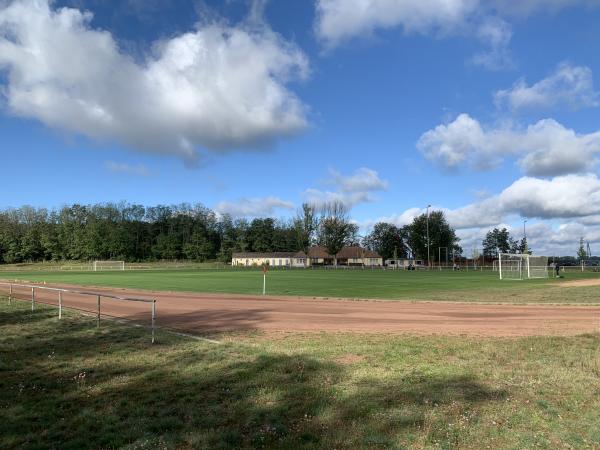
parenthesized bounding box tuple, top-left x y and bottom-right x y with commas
(1, 0, 600, 256)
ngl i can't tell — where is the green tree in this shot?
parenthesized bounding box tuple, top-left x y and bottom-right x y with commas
(405, 211, 460, 264)
(248, 218, 275, 252)
(519, 237, 531, 255)
(482, 228, 512, 259)
(316, 201, 353, 266)
(577, 237, 587, 262)
(294, 203, 317, 264)
(218, 215, 237, 262)
(364, 223, 407, 261)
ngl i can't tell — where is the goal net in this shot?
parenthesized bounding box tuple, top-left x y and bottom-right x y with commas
(528, 256, 549, 279)
(93, 261, 125, 271)
(499, 254, 548, 280)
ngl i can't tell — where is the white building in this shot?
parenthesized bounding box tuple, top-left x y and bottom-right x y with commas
(231, 251, 307, 267)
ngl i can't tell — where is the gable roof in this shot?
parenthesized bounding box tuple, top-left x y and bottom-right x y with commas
(232, 251, 306, 259)
(336, 246, 381, 259)
(307, 246, 330, 258)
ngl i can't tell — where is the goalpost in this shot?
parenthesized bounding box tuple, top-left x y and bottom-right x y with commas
(93, 261, 125, 271)
(498, 253, 548, 280)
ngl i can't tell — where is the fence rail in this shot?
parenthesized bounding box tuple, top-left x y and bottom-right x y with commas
(0, 281, 157, 343)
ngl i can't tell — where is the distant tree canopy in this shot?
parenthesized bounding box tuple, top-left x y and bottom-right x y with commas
(315, 201, 354, 265)
(482, 227, 530, 258)
(363, 223, 408, 261)
(0, 203, 303, 264)
(482, 228, 512, 258)
(0, 203, 464, 265)
(577, 237, 587, 261)
(404, 211, 461, 263)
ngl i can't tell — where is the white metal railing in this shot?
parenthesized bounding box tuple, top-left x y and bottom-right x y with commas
(0, 281, 157, 343)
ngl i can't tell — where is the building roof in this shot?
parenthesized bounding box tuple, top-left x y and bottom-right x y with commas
(307, 246, 381, 259)
(307, 246, 330, 258)
(232, 251, 306, 259)
(336, 246, 381, 259)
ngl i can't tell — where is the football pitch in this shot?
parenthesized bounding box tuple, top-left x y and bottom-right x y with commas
(1, 267, 599, 303)
(2, 268, 600, 448)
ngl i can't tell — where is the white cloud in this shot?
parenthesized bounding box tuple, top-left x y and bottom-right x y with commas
(456, 220, 600, 257)
(470, 17, 513, 70)
(494, 62, 599, 112)
(490, 0, 594, 17)
(104, 160, 150, 177)
(418, 113, 600, 176)
(331, 167, 389, 192)
(0, 0, 309, 164)
(303, 167, 388, 209)
(315, 0, 595, 48)
(370, 174, 600, 255)
(303, 188, 372, 209)
(445, 174, 600, 229)
(215, 196, 294, 218)
(315, 0, 479, 47)
(363, 207, 425, 229)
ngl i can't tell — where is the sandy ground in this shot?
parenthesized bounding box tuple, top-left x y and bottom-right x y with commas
(558, 278, 600, 288)
(1, 281, 599, 337)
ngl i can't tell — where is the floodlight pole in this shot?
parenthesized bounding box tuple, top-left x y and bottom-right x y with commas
(499, 251, 503, 279)
(426, 205, 431, 270)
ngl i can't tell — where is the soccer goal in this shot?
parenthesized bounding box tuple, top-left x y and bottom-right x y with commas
(498, 253, 548, 280)
(93, 260, 125, 271)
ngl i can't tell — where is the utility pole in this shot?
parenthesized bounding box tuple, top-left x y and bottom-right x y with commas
(523, 219, 528, 254)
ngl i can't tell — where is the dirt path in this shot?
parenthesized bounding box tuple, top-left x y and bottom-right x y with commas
(2, 282, 599, 337)
(558, 278, 600, 288)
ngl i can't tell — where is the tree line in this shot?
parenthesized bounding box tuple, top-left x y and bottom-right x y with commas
(481, 227, 529, 259)
(0, 201, 461, 264)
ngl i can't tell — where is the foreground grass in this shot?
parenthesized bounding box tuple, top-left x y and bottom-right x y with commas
(1, 299, 599, 449)
(1, 268, 600, 303)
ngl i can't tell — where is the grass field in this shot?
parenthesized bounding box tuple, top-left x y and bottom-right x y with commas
(1, 267, 600, 303)
(1, 299, 599, 449)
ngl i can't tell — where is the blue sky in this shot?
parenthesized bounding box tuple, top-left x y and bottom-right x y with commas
(1, 0, 600, 255)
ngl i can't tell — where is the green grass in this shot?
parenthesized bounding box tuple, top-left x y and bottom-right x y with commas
(1, 299, 599, 449)
(1, 268, 600, 303)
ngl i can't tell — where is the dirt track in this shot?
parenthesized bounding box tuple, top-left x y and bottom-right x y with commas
(2, 282, 599, 337)
(558, 278, 600, 288)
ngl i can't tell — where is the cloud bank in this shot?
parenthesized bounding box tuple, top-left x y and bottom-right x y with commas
(315, 0, 479, 47)
(494, 62, 599, 112)
(0, 0, 309, 164)
(215, 197, 295, 218)
(303, 167, 388, 209)
(418, 114, 600, 176)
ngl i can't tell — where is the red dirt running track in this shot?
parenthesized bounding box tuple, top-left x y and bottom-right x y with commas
(2, 282, 599, 337)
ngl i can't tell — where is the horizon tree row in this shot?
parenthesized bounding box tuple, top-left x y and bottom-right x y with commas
(0, 201, 460, 264)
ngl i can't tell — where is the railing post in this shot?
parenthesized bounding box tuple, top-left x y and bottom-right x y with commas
(152, 300, 156, 344)
(97, 295, 101, 328)
(31, 287, 35, 311)
(58, 291, 62, 319)
(8, 284, 12, 305)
